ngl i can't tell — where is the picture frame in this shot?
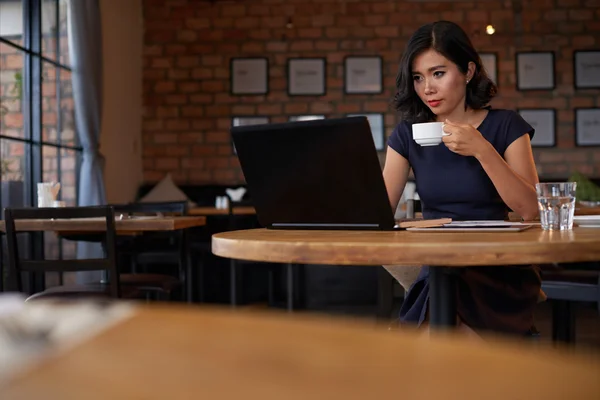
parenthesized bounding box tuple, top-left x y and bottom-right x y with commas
(575, 108, 600, 147)
(344, 56, 383, 94)
(230, 58, 269, 95)
(289, 115, 325, 122)
(287, 58, 326, 96)
(231, 116, 270, 154)
(479, 52, 498, 85)
(574, 50, 600, 89)
(516, 52, 555, 91)
(347, 113, 385, 151)
(517, 109, 556, 147)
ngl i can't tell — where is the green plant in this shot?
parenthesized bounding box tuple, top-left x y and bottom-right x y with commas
(569, 172, 600, 202)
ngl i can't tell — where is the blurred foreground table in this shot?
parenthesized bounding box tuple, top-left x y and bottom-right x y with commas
(1, 304, 599, 399)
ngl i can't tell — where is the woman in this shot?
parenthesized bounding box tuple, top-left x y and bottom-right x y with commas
(383, 21, 541, 335)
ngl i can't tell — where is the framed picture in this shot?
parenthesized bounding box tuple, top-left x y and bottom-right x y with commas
(348, 113, 385, 151)
(479, 53, 498, 85)
(231, 116, 270, 154)
(344, 56, 383, 94)
(575, 108, 600, 146)
(289, 115, 325, 122)
(230, 58, 268, 95)
(574, 50, 600, 89)
(516, 52, 555, 90)
(287, 58, 326, 96)
(517, 109, 556, 147)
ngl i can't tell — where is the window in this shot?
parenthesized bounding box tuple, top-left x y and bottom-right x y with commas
(1, 0, 81, 281)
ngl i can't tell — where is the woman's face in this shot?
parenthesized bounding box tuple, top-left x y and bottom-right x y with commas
(412, 49, 473, 118)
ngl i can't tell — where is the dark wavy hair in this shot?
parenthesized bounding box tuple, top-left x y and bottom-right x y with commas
(393, 21, 497, 123)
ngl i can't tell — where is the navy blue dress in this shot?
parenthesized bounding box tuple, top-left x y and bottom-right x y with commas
(387, 109, 541, 335)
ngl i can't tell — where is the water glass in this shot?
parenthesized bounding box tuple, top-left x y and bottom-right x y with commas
(535, 182, 577, 230)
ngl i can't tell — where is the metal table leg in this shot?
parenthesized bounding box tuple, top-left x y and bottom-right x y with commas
(429, 266, 457, 329)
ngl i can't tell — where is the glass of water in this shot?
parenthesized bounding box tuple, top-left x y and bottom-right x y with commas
(535, 182, 577, 230)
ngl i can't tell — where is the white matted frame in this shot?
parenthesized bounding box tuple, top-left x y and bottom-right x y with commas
(344, 56, 383, 94)
(574, 50, 600, 89)
(230, 58, 269, 95)
(231, 116, 270, 154)
(479, 52, 498, 85)
(289, 115, 325, 122)
(348, 113, 385, 151)
(516, 52, 555, 91)
(517, 109, 556, 147)
(287, 58, 326, 96)
(575, 108, 600, 147)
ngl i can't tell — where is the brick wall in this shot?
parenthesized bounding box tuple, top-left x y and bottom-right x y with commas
(142, 0, 600, 184)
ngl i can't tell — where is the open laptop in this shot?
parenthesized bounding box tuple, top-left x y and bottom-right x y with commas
(231, 116, 399, 230)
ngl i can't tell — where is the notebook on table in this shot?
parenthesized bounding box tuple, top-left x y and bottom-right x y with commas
(406, 220, 535, 232)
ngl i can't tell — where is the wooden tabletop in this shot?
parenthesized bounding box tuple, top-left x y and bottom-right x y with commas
(189, 206, 256, 216)
(0, 216, 206, 233)
(212, 227, 600, 266)
(1, 305, 598, 399)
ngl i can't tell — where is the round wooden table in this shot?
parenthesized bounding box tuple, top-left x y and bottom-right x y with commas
(2, 305, 599, 399)
(213, 227, 600, 328)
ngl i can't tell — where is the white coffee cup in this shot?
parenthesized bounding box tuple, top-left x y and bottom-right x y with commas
(412, 122, 450, 146)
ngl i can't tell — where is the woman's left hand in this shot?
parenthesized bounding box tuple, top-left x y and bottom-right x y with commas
(441, 119, 491, 159)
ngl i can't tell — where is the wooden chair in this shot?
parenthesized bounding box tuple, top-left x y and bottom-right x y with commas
(541, 263, 600, 343)
(112, 201, 190, 301)
(4, 206, 138, 300)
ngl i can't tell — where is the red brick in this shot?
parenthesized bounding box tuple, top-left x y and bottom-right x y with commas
(290, 41, 314, 51)
(315, 40, 337, 51)
(570, 97, 596, 108)
(166, 146, 190, 156)
(364, 15, 386, 26)
(221, 4, 246, 17)
(206, 132, 230, 144)
(266, 41, 288, 52)
(325, 27, 348, 39)
(297, 28, 322, 39)
(569, 9, 593, 20)
(213, 169, 236, 181)
(177, 30, 197, 42)
(285, 103, 309, 114)
(572, 35, 596, 47)
(374, 26, 398, 38)
(143, 120, 164, 131)
(151, 58, 171, 68)
(181, 158, 204, 168)
(206, 105, 231, 116)
(156, 106, 179, 118)
(155, 81, 176, 93)
(242, 42, 266, 53)
(166, 120, 190, 131)
(232, 105, 256, 114)
(189, 170, 212, 182)
(312, 15, 335, 27)
(181, 106, 205, 117)
(168, 69, 190, 80)
(257, 104, 283, 114)
(179, 82, 201, 93)
(190, 94, 213, 104)
(177, 56, 199, 68)
(155, 158, 179, 170)
(186, 18, 210, 29)
(165, 95, 187, 105)
(336, 103, 362, 113)
(202, 81, 225, 92)
(192, 145, 217, 156)
(346, 3, 370, 14)
(202, 55, 223, 66)
(235, 17, 260, 29)
(213, 18, 234, 28)
(248, 4, 270, 16)
(310, 103, 334, 114)
(192, 68, 213, 79)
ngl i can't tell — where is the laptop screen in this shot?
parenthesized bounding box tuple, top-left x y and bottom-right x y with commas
(231, 116, 396, 230)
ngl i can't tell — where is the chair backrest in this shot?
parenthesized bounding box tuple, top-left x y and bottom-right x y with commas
(4, 206, 120, 297)
(113, 201, 188, 216)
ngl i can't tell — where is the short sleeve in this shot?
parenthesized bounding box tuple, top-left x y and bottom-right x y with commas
(504, 110, 535, 151)
(387, 122, 411, 160)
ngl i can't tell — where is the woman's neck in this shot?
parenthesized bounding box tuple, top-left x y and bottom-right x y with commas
(435, 106, 474, 124)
